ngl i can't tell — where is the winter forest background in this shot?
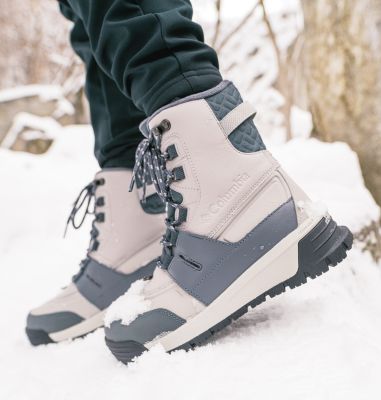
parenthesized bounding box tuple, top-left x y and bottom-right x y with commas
(1, 1, 381, 399)
(2, 0, 381, 258)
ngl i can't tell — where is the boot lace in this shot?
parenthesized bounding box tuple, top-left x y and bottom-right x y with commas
(130, 119, 187, 268)
(64, 177, 106, 281)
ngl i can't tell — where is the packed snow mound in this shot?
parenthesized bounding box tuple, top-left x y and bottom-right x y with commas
(271, 138, 380, 231)
(105, 280, 151, 327)
(1, 126, 381, 400)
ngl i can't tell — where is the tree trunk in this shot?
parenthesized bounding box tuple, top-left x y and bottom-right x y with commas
(300, 0, 381, 206)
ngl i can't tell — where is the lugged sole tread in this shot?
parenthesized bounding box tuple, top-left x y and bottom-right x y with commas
(106, 218, 353, 363)
(173, 223, 353, 352)
(104, 338, 148, 364)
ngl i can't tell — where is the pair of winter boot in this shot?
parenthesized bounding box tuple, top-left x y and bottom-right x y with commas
(27, 82, 353, 363)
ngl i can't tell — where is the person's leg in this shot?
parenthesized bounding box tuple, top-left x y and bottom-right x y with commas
(65, 0, 222, 115)
(59, 1, 144, 168)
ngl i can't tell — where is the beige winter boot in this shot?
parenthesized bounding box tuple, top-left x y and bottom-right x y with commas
(26, 168, 164, 345)
(104, 82, 353, 363)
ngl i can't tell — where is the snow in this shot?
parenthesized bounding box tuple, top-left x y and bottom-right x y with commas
(195, 0, 304, 143)
(0, 84, 64, 103)
(53, 97, 75, 119)
(105, 280, 151, 328)
(1, 1, 380, 396)
(1, 112, 62, 149)
(194, 0, 301, 23)
(291, 105, 313, 138)
(1, 124, 381, 400)
(270, 138, 380, 231)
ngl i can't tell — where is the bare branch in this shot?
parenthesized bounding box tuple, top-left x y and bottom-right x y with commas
(259, 0, 293, 141)
(355, 218, 381, 262)
(217, 1, 260, 53)
(259, 0, 282, 72)
(211, 0, 222, 48)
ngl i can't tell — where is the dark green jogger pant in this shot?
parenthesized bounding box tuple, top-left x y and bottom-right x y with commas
(58, 0, 222, 168)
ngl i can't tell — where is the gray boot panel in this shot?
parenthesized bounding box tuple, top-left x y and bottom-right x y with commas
(105, 308, 185, 344)
(205, 82, 266, 153)
(27, 311, 84, 334)
(75, 258, 157, 310)
(168, 198, 298, 305)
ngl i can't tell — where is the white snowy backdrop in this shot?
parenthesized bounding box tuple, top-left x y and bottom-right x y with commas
(1, 1, 381, 399)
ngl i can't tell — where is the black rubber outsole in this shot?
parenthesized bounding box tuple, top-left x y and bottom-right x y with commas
(106, 217, 353, 364)
(26, 326, 101, 346)
(105, 338, 148, 363)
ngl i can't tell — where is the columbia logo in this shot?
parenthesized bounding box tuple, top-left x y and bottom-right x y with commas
(201, 173, 249, 222)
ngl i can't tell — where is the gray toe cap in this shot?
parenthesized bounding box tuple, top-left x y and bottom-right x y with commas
(104, 308, 185, 345)
(26, 311, 84, 334)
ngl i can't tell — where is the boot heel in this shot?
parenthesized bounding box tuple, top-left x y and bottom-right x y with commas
(251, 216, 353, 302)
(298, 217, 353, 279)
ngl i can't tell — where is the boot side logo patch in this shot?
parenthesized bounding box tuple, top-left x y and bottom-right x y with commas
(201, 173, 249, 222)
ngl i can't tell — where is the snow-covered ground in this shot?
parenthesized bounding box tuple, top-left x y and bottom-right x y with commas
(1, 0, 381, 397)
(1, 125, 381, 400)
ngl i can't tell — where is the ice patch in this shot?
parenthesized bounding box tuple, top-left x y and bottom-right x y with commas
(104, 279, 151, 327)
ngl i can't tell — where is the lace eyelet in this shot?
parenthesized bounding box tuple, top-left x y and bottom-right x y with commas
(91, 241, 100, 251)
(96, 213, 105, 222)
(96, 197, 105, 206)
(95, 178, 105, 186)
(160, 119, 171, 132)
(165, 144, 178, 160)
(129, 119, 188, 270)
